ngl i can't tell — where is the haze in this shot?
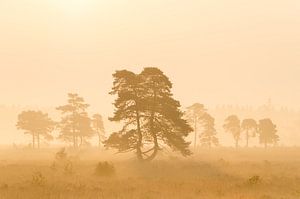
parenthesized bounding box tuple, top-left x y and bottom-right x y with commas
(0, 0, 300, 146)
(0, 0, 300, 113)
(1, 1, 300, 199)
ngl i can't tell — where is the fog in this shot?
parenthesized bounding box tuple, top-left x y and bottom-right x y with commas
(0, 1, 299, 198)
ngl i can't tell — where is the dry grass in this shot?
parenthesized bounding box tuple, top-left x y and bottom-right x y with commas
(0, 147, 299, 199)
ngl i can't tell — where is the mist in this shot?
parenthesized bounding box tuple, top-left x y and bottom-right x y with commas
(0, 0, 300, 199)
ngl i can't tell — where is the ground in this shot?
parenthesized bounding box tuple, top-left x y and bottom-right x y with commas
(0, 147, 299, 199)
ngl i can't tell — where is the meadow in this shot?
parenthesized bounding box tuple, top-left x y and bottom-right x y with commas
(0, 147, 299, 199)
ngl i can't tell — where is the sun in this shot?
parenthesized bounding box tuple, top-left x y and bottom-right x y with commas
(52, 0, 96, 17)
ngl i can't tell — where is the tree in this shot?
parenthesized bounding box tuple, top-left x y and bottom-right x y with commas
(92, 114, 106, 147)
(105, 70, 144, 159)
(105, 67, 193, 161)
(185, 103, 206, 149)
(76, 114, 94, 147)
(199, 113, 219, 148)
(258, 118, 279, 148)
(16, 110, 55, 149)
(241, 119, 257, 147)
(56, 93, 93, 148)
(223, 115, 241, 148)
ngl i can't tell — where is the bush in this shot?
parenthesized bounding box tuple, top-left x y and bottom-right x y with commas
(31, 171, 46, 187)
(247, 175, 262, 185)
(0, 183, 8, 190)
(64, 160, 74, 175)
(55, 148, 68, 162)
(94, 161, 115, 177)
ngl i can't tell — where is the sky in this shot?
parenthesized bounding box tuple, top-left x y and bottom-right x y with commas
(0, 0, 300, 116)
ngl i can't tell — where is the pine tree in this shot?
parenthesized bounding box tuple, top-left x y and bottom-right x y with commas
(241, 119, 257, 147)
(105, 68, 192, 161)
(16, 110, 55, 149)
(92, 114, 106, 147)
(185, 103, 206, 149)
(199, 113, 219, 148)
(258, 118, 279, 148)
(223, 115, 241, 148)
(56, 93, 93, 148)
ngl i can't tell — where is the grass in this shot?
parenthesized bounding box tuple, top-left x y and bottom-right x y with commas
(0, 147, 299, 199)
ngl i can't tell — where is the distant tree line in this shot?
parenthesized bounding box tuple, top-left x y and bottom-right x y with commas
(186, 104, 279, 149)
(16, 67, 279, 160)
(223, 115, 279, 148)
(16, 93, 106, 149)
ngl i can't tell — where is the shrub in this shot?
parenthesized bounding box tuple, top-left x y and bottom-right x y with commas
(0, 183, 8, 190)
(247, 175, 262, 185)
(31, 171, 46, 187)
(55, 148, 68, 162)
(94, 161, 115, 177)
(64, 160, 74, 175)
(50, 161, 57, 171)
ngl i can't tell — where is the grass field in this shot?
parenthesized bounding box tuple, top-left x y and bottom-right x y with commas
(0, 147, 299, 199)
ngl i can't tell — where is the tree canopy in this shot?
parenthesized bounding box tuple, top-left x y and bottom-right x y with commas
(56, 93, 93, 148)
(258, 118, 279, 148)
(223, 115, 241, 148)
(105, 67, 193, 161)
(92, 114, 106, 147)
(199, 113, 219, 148)
(16, 110, 55, 148)
(185, 103, 206, 149)
(241, 119, 258, 147)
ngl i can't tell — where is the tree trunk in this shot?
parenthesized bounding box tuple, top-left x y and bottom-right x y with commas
(73, 136, 76, 148)
(148, 91, 159, 161)
(32, 133, 35, 149)
(136, 108, 143, 161)
(80, 136, 83, 146)
(72, 111, 77, 149)
(72, 125, 76, 149)
(194, 119, 197, 150)
(98, 133, 101, 148)
(137, 91, 160, 162)
(76, 136, 79, 148)
(37, 133, 40, 149)
(246, 130, 249, 147)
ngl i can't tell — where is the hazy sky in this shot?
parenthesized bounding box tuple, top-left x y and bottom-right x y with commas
(1, 0, 300, 114)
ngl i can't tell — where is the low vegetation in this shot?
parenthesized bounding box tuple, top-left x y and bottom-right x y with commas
(0, 148, 299, 199)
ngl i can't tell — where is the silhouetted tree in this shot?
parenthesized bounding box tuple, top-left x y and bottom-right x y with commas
(16, 111, 55, 149)
(186, 103, 206, 149)
(92, 114, 106, 147)
(77, 114, 94, 146)
(258, 118, 279, 148)
(199, 113, 219, 148)
(56, 93, 92, 148)
(105, 68, 192, 161)
(223, 115, 241, 148)
(105, 70, 144, 158)
(241, 119, 257, 147)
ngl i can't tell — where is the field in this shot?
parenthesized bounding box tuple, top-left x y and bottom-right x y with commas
(0, 147, 299, 199)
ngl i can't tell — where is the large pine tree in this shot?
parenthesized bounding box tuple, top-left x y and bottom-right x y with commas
(105, 68, 192, 161)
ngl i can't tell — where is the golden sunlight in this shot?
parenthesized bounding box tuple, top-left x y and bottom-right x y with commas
(51, 0, 97, 17)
